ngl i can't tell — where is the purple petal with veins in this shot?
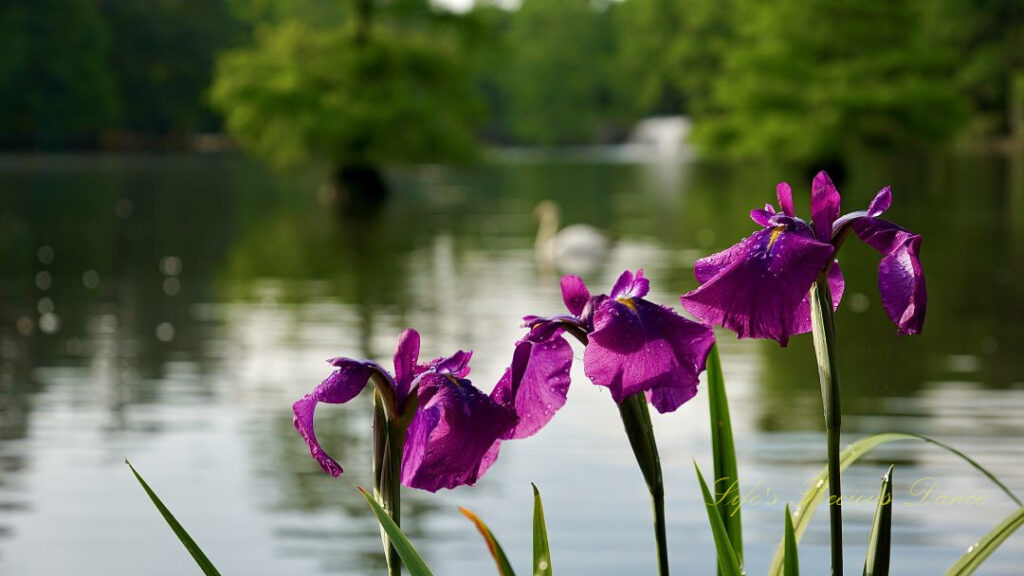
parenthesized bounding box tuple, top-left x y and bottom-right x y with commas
(584, 297, 714, 412)
(401, 373, 516, 492)
(681, 226, 834, 346)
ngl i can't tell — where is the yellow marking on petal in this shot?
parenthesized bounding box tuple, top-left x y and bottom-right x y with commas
(767, 225, 786, 252)
(616, 297, 637, 311)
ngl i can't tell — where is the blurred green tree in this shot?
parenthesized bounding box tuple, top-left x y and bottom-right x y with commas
(0, 0, 118, 147)
(614, 0, 734, 118)
(919, 0, 1023, 141)
(500, 0, 631, 145)
(210, 0, 481, 175)
(690, 0, 970, 163)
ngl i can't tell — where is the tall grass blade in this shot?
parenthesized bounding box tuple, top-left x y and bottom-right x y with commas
(945, 507, 1024, 575)
(695, 462, 745, 576)
(357, 486, 435, 576)
(460, 506, 517, 576)
(707, 343, 742, 568)
(863, 465, 894, 576)
(768, 433, 1020, 576)
(125, 460, 222, 576)
(532, 483, 553, 576)
(783, 504, 799, 576)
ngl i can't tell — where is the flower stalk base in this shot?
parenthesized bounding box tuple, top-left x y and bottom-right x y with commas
(618, 393, 669, 576)
(373, 391, 405, 576)
(810, 276, 844, 576)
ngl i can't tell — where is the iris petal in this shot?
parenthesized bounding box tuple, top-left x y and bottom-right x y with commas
(811, 171, 842, 240)
(292, 359, 384, 477)
(392, 328, 421, 402)
(681, 227, 834, 346)
(750, 208, 774, 227)
(400, 373, 517, 492)
(584, 298, 714, 412)
(850, 217, 926, 335)
(491, 332, 573, 439)
(432, 350, 473, 378)
(561, 275, 591, 316)
(777, 182, 795, 216)
(867, 186, 892, 218)
(610, 269, 650, 300)
(791, 260, 845, 334)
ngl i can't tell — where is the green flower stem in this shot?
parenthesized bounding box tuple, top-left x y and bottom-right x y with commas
(373, 390, 406, 576)
(619, 392, 669, 576)
(810, 276, 843, 576)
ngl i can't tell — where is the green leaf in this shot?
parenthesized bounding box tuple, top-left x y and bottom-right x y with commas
(783, 504, 799, 576)
(125, 459, 222, 576)
(863, 465, 894, 576)
(707, 343, 743, 565)
(460, 506, 516, 576)
(945, 506, 1024, 575)
(532, 483, 553, 576)
(357, 486, 435, 576)
(694, 462, 745, 576)
(768, 433, 1020, 576)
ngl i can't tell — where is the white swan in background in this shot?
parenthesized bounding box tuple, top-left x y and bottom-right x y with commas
(534, 200, 612, 276)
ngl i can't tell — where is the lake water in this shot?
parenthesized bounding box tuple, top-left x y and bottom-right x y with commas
(0, 152, 1022, 575)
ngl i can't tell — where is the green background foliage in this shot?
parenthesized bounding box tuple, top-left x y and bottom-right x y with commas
(0, 0, 1020, 161)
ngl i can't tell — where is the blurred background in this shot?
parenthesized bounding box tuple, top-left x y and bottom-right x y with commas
(0, 0, 1022, 574)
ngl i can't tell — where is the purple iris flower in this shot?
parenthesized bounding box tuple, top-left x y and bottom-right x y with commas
(508, 269, 716, 418)
(680, 171, 926, 346)
(292, 328, 517, 492)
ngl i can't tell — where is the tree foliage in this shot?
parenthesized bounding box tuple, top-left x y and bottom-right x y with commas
(210, 1, 481, 167)
(499, 0, 630, 145)
(690, 0, 970, 162)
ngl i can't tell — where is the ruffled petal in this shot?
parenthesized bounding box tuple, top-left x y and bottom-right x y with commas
(777, 182, 795, 216)
(680, 227, 834, 346)
(811, 171, 842, 240)
(584, 298, 714, 411)
(610, 269, 650, 300)
(851, 217, 926, 335)
(400, 374, 517, 492)
(491, 332, 573, 439)
(292, 359, 384, 476)
(560, 275, 591, 316)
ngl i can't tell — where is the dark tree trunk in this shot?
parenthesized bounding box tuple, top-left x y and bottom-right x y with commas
(331, 164, 389, 219)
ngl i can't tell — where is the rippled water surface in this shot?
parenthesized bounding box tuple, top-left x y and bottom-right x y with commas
(0, 153, 1022, 575)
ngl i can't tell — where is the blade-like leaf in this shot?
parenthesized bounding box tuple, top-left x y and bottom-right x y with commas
(357, 486, 435, 576)
(783, 504, 799, 576)
(945, 507, 1024, 575)
(460, 506, 516, 576)
(707, 343, 743, 565)
(863, 465, 894, 576)
(695, 462, 745, 576)
(125, 459, 222, 576)
(768, 433, 1021, 575)
(532, 483, 552, 576)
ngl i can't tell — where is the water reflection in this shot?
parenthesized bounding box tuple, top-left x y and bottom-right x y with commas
(0, 152, 1021, 574)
